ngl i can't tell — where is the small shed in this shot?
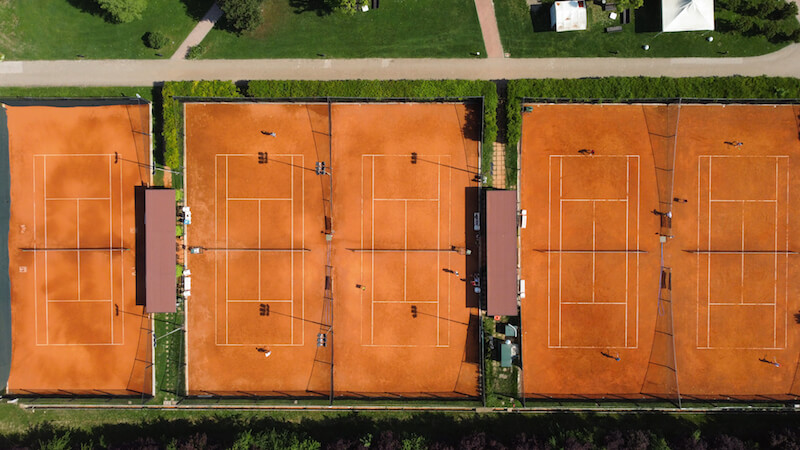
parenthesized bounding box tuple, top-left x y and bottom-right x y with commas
(486, 190, 519, 317)
(143, 189, 177, 313)
(550, 1, 588, 32)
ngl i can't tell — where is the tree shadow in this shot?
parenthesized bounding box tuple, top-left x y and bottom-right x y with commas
(178, 0, 217, 21)
(64, 0, 107, 19)
(634, 0, 661, 32)
(462, 103, 482, 142)
(289, 0, 335, 16)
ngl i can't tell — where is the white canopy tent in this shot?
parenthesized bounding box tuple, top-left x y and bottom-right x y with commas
(550, 1, 588, 32)
(662, 0, 715, 32)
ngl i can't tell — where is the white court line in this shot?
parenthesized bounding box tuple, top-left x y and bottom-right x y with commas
(710, 302, 776, 306)
(76, 201, 80, 302)
(35, 153, 121, 347)
(373, 198, 439, 201)
(588, 202, 597, 302)
(290, 155, 294, 345)
(625, 157, 629, 346)
(561, 302, 628, 305)
(711, 199, 776, 203)
(365, 155, 447, 347)
(47, 299, 112, 303)
(228, 299, 294, 303)
(372, 300, 440, 304)
(46, 197, 111, 201)
(33, 155, 38, 344)
(561, 198, 628, 202)
(213, 343, 304, 347)
(547, 157, 551, 346)
(216, 153, 304, 347)
(551, 155, 639, 349)
(372, 157, 375, 344)
(700, 155, 785, 348)
(44, 157, 48, 344)
(228, 197, 291, 201)
(558, 158, 562, 346)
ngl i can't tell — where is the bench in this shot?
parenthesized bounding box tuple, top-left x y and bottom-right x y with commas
(605, 25, 623, 32)
(603, 3, 617, 10)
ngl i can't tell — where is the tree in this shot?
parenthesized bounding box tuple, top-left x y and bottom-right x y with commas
(143, 31, 169, 49)
(219, 0, 264, 33)
(614, 0, 645, 12)
(96, 0, 147, 23)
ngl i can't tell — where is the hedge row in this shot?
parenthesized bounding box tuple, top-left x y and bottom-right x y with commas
(246, 80, 499, 182)
(162, 80, 242, 169)
(505, 76, 800, 186)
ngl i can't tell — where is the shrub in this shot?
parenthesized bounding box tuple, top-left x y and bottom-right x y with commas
(186, 45, 205, 59)
(161, 81, 242, 170)
(504, 77, 800, 186)
(219, 0, 264, 33)
(245, 80, 498, 184)
(96, 0, 147, 23)
(144, 31, 169, 50)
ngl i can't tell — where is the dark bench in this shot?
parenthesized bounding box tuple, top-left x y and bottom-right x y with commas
(605, 25, 623, 32)
(620, 8, 631, 24)
(603, 3, 617, 10)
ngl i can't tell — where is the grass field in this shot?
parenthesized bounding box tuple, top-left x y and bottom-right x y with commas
(494, 0, 789, 57)
(0, 0, 212, 60)
(199, 0, 486, 59)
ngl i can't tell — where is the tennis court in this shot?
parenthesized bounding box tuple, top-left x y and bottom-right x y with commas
(332, 104, 481, 395)
(520, 103, 800, 399)
(184, 103, 331, 396)
(4, 103, 152, 395)
(184, 102, 481, 397)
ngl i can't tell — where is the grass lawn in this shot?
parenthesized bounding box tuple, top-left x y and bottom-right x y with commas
(0, 0, 213, 60)
(494, 0, 789, 57)
(199, 0, 486, 59)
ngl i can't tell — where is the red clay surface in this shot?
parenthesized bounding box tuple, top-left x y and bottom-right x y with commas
(184, 102, 481, 396)
(5, 104, 152, 395)
(520, 103, 800, 398)
(331, 104, 480, 396)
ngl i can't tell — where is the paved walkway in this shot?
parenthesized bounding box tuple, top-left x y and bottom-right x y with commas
(474, 0, 505, 58)
(0, 44, 799, 86)
(170, 3, 223, 60)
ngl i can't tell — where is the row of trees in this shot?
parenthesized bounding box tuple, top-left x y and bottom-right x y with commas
(94, 0, 266, 34)
(716, 0, 800, 43)
(16, 425, 800, 449)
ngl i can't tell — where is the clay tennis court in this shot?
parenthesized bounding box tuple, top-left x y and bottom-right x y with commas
(4, 102, 152, 395)
(520, 103, 800, 399)
(184, 102, 481, 397)
(331, 104, 480, 396)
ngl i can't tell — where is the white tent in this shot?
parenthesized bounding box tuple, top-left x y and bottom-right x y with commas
(662, 0, 714, 32)
(550, 1, 588, 32)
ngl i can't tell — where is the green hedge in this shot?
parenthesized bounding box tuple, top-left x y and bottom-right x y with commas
(162, 81, 242, 170)
(246, 80, 498, 183)
(505, 76, 800, 186)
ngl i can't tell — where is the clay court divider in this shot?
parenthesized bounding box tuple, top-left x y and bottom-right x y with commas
(0, 105, 11, 390)
(641, 266, 681, 407)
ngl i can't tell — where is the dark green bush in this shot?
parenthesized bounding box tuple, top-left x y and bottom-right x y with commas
(143, 31, 169, 50)
(161, 81, 243, 169)
(505, 77, 800, 186)
(219, 0, 264, 33)
(186, 45, 205, 59)
(246, 80, 498, 182)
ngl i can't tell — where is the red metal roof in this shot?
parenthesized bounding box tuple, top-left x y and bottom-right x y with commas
(145, 189, 176, 313)
(486, 190, 518, 316)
